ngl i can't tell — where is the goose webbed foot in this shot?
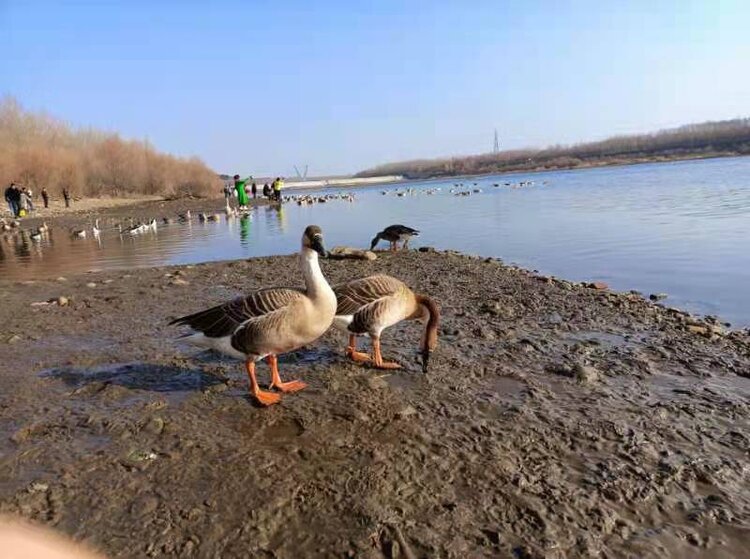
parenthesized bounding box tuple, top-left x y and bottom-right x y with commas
(255, 389, 282, 406)
(245, 359, 282, 406)
(347, 349, 373, 363)
(372, 337, 402, 370)
(267, 355, 307, 393)
(346, 334, 373, 363)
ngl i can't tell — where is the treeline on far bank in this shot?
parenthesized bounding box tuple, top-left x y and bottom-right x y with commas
(357, 118, 750, 179)
(0, 97, 221, 198)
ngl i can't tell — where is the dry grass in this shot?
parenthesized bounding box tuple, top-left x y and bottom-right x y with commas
(0, 97, 221, 198)
(358, 118, 750, 178)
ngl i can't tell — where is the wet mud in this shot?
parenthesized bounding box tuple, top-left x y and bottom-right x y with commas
(1, 251, 749, 558)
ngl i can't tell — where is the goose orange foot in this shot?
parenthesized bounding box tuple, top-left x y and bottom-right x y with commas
(347, 350, 373, 363)
(346, 335, 372, 363)
(271, 379, 307, 393)
(374, 360, 402, 370)
(246, 359, 283, 406)
(267, 355, 307, 393)
(254, 389, 282, 406)
(372, 338, 402, 370)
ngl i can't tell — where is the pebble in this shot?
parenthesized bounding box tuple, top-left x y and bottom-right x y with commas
(56, 276, 67, 282)
(589, 281, 609, 290)
(7, 334, 22, 344)
(649, 293, 668, 301)
(29, 482, 49, 493)
(57, 296, 69, 306)
(687, 325, 709, 335)
(418, 246, 435, 253)
(396, 405, 418, 419)
(170, 278, 190, 286)
(574, 364, 599, 384)
(86, 282, 97, 288)
(144, 416, 165, 435)
(366, 376, 388, 390)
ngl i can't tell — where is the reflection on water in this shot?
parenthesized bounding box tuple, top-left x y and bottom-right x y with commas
(2, 156, 750, 325)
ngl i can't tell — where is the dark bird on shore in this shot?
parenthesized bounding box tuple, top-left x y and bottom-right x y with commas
(169, 226, 335, 406)
(332, 274, 439, 372)
(370, 224, 420, 251)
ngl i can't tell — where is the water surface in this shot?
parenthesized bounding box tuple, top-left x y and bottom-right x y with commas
(2, 156, 749, 325)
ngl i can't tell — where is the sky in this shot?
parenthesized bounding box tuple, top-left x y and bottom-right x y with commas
(3, 1, 750, 176)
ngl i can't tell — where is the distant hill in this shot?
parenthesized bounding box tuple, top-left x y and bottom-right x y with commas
(356, 118, 750, 179)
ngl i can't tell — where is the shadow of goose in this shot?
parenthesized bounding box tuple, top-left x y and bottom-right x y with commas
(40, 362, 224, 393)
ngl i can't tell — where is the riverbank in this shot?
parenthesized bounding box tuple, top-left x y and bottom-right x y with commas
(363, 151, 748, 183)
(1, 250, 749, 558)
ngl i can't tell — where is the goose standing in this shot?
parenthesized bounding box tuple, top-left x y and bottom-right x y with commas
(333, 274, 440, 372)
(170, 225, 335, 405)
(370, 225, 420, 252)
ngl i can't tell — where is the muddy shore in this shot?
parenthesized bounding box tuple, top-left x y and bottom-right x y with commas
(19, 196, 271, 231)
(1, 250, 749, 558)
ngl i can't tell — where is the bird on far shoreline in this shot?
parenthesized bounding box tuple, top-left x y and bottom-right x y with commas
(370, 224, 420, 251)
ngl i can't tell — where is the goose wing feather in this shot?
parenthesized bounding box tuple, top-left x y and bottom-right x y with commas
(334, 275, 407, 333)
(170, 287, 305, 338)
(334, 275, 404, 315)
(384, 224, 419, 235)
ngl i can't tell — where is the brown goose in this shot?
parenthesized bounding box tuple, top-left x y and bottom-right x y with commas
(332, 274, 440, 372)
(370, 225, 420, 251)
(170, 225, 336, 405)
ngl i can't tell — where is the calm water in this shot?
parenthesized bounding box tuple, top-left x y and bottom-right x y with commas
(2, 157, 750, 325)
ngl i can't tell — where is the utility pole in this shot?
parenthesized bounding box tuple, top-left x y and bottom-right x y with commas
(493, 129, 500, 153)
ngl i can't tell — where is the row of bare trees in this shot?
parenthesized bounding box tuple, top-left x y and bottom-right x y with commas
(357, 118, 750, 178)
(0, 97, 221, 198)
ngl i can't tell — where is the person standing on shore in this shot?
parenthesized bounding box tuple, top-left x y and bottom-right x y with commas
(272, 177, 284, 202)
(251, 182, 257, 199)
(41, 188, 49, 208)
(262, 183, 271, 199)
(62, 187, 71, 208)
(4, 184, 19, 216)
(233, 174, 251, 210)
(17, 187, 29, 216)
(23, 187, 34, 211)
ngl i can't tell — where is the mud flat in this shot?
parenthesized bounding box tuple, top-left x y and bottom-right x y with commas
(1, 251, 749, 558)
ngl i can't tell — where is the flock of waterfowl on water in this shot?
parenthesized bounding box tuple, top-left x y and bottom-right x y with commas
(381, 178, 549, 198)
(170, 223, 438, 406)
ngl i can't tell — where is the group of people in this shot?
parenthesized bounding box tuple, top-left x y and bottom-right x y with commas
(4, 183, 72, 217)
(227, 176, 285, 210)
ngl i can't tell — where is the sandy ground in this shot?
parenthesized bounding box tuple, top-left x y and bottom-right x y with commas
(5, 195, 166, 220)
(1, 250, 749, 558)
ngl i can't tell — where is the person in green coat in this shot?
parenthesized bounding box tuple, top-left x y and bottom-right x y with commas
(233, 174, 252, 209)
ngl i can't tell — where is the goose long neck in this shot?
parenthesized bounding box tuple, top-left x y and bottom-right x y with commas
(300, 248, 331, 299)
(416, 294, 440, 351)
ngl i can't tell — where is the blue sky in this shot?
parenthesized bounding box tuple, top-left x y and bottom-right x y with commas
(3, 1, 749, 176)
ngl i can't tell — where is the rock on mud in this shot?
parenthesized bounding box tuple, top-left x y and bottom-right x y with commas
(573, 363, 600, 384)
(327, 246, 378, 260)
